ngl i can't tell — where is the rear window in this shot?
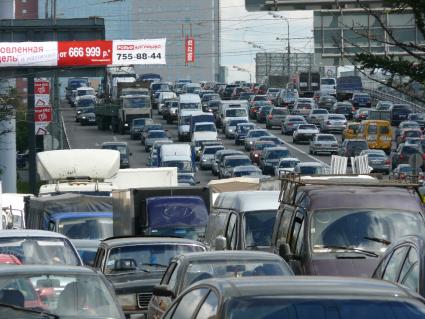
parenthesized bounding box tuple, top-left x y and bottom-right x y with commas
(317, 135, 336, 142)
(402, 146, 420, 155)
(314, 110, 328, 114)
(380, 126, 390, 134)
(347, 141, 368, 149)
(272, 108, 289, 115)
(298, 104, 312, 109)
(368, 125, 378, 135)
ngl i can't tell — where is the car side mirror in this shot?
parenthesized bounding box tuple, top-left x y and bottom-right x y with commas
(215, 236, 227, 251)
(279, 243, 293, 262)
(152, 285, 175, 298)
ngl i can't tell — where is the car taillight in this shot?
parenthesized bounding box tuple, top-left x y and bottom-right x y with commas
(385, 159, 390, 164)
(288, 123, 293, 126)
(399, 154, 404, 160)
(268, 115, 273, 119)
(400, 173, 406, 179)
(422, 153, 425, 160)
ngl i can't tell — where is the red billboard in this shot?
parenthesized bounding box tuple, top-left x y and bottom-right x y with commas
(185, 37, 195, 64)
(58, 40, 113, 66)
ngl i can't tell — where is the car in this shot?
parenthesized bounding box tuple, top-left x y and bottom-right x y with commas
(144, 130, 170, 152)
(395, 121, 422, 140)
(212, 149, 244, 176)
(372, 235, 425, 297)
(249, 141, 275, 165)
(351, 92, 372, 108)
(293, 99, 316, 117)
(391, 143, 423, 169)
(92, 237, 206, 319)
(339, 139, 369, 158)
(161, 276, 425, 319)
(257, 135, 284, 146)
(390, 104, 412, 126)
(272, 175, 425, 276)
(397, 128, 423, 146)
(201, 93, 220, 111)
(266, 87, 281, 103)
(101, 141, 132, 168)
(141, 124, 164, 145)
(256, 105, 273, 123)
(259, 146, 292, 175)
(199, 144, 225, 170)
(72, 239, 100, 266)
(0, 264, 125, 318)
(393, 164, 424, 182)
(177, 173, 198, 186)
(248, 94, 269, 108)
(320, 113, 347, 133)
(75, 95, 96, 122)
(353, 108, 370, 122)
(408, 113, 425, 129)
(265, 107, 290, 129)
(294, 162, 326, 175)
(274, 157, 301, 177)
(309, 133, 339, 155)
(148, 251, 293, 319)
(130, 118, 154, 140)
(231, 165, 263, 177)
(332, 101, 355, 120)
(375, 100, 393, 110)
(234, 123, 255, 145)
(0, 229, 83, 266)
(342, 122, 360, 141)
(276, 90, 298, 108)
(281, 115, 307, 135)
(244, 129, 270, 151)
(219, 155, 252, 179)
(238, 91, 254, 101)
(359, 149, 391, 174)
(223, 117, 248, 139)
(248, 103, 262, 119)
(318, 95, 337, 110)
(307, 108, 329, 125)
(292, 124, 320, 144)
(78, 107, 97, 126)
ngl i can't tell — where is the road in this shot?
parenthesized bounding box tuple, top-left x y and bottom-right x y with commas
(61, 104, 337, 186)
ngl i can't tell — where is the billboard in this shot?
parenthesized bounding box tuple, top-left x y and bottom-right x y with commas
(246, 0, 385, 11)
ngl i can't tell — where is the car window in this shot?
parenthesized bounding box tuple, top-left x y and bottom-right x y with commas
(382, 246, 410, 282)
(161, 262, 178, 285)
(380, 126, 390, 134)
(399, 248, 419, 292)
(374, 252, 393, 278)
(275, 207, 294, 245)
(289, 212, 304, 254)
(171, 288, 209, 319)
(204, 211, 228, 248)
(195, 291, 218, 319)
(368, 124, 378, 135)
(226, 214, 238, 250)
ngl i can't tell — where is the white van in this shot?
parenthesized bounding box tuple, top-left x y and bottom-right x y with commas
(178, 109, 199, 141)
(178, 94, 202, 114)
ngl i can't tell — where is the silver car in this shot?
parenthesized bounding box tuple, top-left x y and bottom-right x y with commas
(307, 108, 329, 125)
(274, 157, 301, 177)
(224, 117, 249, 139)
(144, 130, 171, 152)
(266, 107, 290, 129)
(359, 149, 391, 174)
(309, 134, 339, 155)
(200, 145, 225, 170)
(244, 129, 270, 151)
(320, 113, 347, 133)
(219, 155, 251, 179)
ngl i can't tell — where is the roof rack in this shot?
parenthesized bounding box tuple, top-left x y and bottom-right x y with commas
(278, 172, 420, 206)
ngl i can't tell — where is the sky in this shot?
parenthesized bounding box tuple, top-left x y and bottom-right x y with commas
(221, 0, 313, 82)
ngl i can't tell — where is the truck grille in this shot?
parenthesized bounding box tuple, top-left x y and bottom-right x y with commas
(137, 292, 152, 309)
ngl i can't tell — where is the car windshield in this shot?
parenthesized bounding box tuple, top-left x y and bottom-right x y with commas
(321, 79, 335, 85)
(366, 152, 385, 158)
(267, 150, 290, 159)
(58, 217, 113, 240)
(122, 97, 150, 108)
(272, 108, 288, 115)
(405, 130, 422, 138)
(226, 158, 251, 167)
(0, 237, 80, 265)
(195, 124, 215, 132)
(133, 119, 147, 126)
(182, 260, 288, 290)
(162, 160, 193, 172)
(204, 146, 224, 155)
(254, 143, 274, 150)
(314, 110, 328, 114)
(180, 103, 199, 109)
(239, 125, 254, 132)
(347, 141, 368, 150)
(410, 114, 425, 120)
(146, 125, 162, 131)
(298, 125, 316, 130)
(289, 118, 304, 122)
(148, 131, 167, 138)
(317, 135, 336, 142)
(244, 210, 277, 248)
(299, 165, 323, 175)
(260, 137, 280, 144)
(233, 169, 261, 177)
(329, 115, 345, 120)
(105, 244, 204, 274)
(248, 131, 269, 138)
(311, 209, 425, 253)
(402, 146, 420, 155)
(0, 273, 121, 318)
(78, 99, 95, 107)
(226, 108, 247, 117)
(298, 104, 312, 109)
(399, 166, 414, 174)
(279, 160, 299, 168)
(254, 96, 267, 101)
(227, 297, 425, 319)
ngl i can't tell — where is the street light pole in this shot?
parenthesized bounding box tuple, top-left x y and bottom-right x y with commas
(269, 13, 291, 78)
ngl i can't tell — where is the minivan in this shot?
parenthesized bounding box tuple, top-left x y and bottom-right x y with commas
(357, 120, 392, 153)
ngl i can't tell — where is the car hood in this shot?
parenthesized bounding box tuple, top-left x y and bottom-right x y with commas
(311, 257, 378, 277)
(107, 272, 163, 294)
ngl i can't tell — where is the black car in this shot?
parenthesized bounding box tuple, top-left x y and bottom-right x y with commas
(148, 251, 293, 319)
(391, 143, 423, 169)
(101, 142, 131, 168)
(259, 146, 291, 175)
(373, 235, 425, 297)
(318, 95, 337, 110)
(351, 92, 372, 108)
(408, 113, 425, 130)
(92, 237, 206, 318)
(332, 102, 354, 120)
(130, 118, 153, 140)
(390, 104, 412, 126)
(162, 276, 425, 319)
(338, 139, 369, 158)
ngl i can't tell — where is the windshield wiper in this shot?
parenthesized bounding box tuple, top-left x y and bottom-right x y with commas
(0, 302, 59, 319)
(317, 245, 379, 257)
(364, 237, 391, 245)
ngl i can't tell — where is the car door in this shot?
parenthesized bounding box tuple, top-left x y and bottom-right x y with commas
(272, 205, 294, 256)
(204, 210, 229, 249)
(287, 210, 305, 275)
(93, 246, 106, 272)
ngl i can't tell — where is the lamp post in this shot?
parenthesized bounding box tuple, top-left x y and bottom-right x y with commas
(269, 12, 291, 77)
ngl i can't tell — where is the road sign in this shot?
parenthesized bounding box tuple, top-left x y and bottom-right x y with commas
(185, 37, 195, 64)
(35, 126, 48, 135)
(34, 81, 50, 95)
(35, 107, 52, 123)
(246, 0, 385, 11)
(34, 79, 51, 135)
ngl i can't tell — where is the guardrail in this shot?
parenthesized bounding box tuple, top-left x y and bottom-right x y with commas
(364, 88, 425, 112)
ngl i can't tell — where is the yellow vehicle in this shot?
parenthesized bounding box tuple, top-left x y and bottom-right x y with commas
(357, 120, 392, 153)
(342, 122, 360, 141)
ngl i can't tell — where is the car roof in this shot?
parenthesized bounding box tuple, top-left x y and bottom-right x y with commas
(101, 236, 206, 248)
(224, 155, 250, 160)
(175, 251, 285, 263)
(0, 229, 69, 239)
(195, 277, 415, 300)
(101, 142, 127, 147)
(0, 265, 98, 275)
(71, 239, 101, 249)
(213, 191, 280, 211)
(297, 162, 323, 167)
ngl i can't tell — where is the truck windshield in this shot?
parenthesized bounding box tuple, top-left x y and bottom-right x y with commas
(58, 217, 113, 240)
(226, 108, 247, 117)
(321, 79, 336, 85)
(0, 237, 80, 265)
(180, 103, 200, 110)
(311, 209, 425, 254)
(244, 210, 277, 248)
(122, 97, 150, 108)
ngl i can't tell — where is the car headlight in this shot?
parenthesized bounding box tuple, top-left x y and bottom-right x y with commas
(81, 116, 86, 119)
(117, 294, 137, 308)
(229, 129, 234, 132)
(124, 123, 129, 127)
(254, 153, 259, 157)
(249, 141, 253, 144)
(77, 110, 82, 114)
(208, 108, 213, 112)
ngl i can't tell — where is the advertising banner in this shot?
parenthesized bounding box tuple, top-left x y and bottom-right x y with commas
(58, 40, 113, 66)
(0, 42, 57, 67)
(112, 39, 166, 65)
(185, 37, 195, 64)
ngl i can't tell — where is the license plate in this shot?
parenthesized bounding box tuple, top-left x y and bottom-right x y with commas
(371, 160, 382, 164)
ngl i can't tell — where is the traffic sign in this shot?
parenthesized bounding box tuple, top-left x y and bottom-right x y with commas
(34, 81, 50, 95)
(35, 106, 52, 123)
(35, 127, 48, 135)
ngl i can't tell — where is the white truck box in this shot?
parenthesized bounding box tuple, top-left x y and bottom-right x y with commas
(107, 167, 178, 190)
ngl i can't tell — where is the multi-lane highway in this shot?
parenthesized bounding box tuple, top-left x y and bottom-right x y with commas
(61, 104, 338, 186)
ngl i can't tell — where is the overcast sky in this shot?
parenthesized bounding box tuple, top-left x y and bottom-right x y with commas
(221, 0, 313, 82)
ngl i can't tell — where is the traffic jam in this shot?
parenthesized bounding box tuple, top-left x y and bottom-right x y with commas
(3, 69, 425, 319)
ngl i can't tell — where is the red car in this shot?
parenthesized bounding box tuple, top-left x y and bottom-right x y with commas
(249, 141, 275, 164)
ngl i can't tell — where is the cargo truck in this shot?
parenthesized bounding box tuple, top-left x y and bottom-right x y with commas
(336, 75, 363, 101)
(297, 72, 320, 97)
(112, 187, 210, 240)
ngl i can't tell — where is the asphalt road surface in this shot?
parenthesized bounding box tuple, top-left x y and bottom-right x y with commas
(61, 104, 338, 186)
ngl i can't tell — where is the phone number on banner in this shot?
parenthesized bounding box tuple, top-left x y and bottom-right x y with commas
(112, 39, 166, 65)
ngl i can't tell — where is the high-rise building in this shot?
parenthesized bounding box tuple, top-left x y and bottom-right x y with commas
(39, 0, 220, 82)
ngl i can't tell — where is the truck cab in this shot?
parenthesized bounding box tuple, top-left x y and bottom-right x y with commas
(118, 95, 152, 134)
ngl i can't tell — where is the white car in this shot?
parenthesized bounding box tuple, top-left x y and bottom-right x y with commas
(274, 157, 301, 177)
(292, 124, 319, 144)
(320, 113, 347, 133)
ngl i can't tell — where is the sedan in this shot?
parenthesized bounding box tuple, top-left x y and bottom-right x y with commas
(148, 251, 293, 319)
(130, 118, 153, 140)
(393, 164, 424, 182)
(318, 95, 337, 110)
(144, 130, 170, 152)
(294, 162, 326, 175)
(79, 107, 96, 126)
(244, 129, 270, 151)
(141, 124, 163, 145)
(292, 124, 320, 144)
(266, 107, 290, 129)
(231, 165, 263, 177)
(200, 145, 225, 170)
(353, 108, 369, 122)
(249, 141, 275, 164)
(359, 149, 391, 174)
(307, 108, 328, 126)
(281, 115, 307, 135)
(274, 157, 301, 177)
(320, 113, 347, 133)
(259, 147, 291, 175)
(256, 105, 273, 123)
(234, 123, 256, 145)
(309, 134, 338, 155)
(219, 155, 252, 179)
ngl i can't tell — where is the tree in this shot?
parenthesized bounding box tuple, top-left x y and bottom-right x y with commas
(352, 0, 425, 101)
